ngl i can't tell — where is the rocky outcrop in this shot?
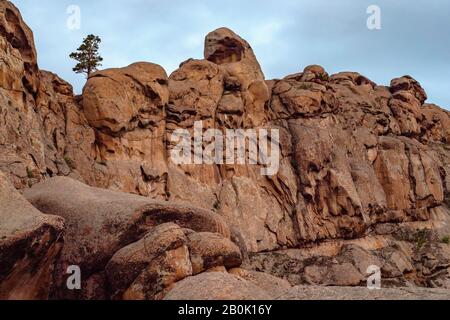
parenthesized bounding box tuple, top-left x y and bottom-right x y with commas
(0, 1, 37, 94)
(0, 2, 96, 190)
(1, 0, 450, 299)
(166, 29, 296, 253)
(82, 62, 169, 197)
(247, 231, 450, 288)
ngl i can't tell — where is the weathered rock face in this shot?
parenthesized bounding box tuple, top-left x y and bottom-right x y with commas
(0, 172, 64, 300)
(82, 63, 169, 197)
(269, 70, 448, 244)
(0, 1, 37, 94)
(247, 229, 450, 288)
(166, 28, 295, 253)
(0, 1, 96, 190)
(164, 36, 450, 258)
(1, 0, 450, 299)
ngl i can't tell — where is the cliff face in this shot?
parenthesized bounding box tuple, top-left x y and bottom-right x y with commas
(0, 1, 96, 190)
(1, 0, 450, 299)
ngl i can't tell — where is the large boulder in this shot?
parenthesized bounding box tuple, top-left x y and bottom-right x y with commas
(187, 232, 242, 274)
(229, 268, 292, 299)
(163, 272, 272, 300)
(24, 176, 230, 299)
(106, 223, 193, 300)
(204, 27, 269, 128)
(81, 62, 169, 198)
(105, 224, 247, 300)
(0, 172, 64, 300)
(83, 62, 168, 133)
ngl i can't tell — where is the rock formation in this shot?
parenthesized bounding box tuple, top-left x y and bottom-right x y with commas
(1, 0, 450, 300)
(0, 172, 64, 299)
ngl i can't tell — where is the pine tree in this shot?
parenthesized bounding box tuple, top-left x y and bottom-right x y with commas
(69, 34, 103, 78)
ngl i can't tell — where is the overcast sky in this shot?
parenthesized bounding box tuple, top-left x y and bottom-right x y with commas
(14, 0, 450, 109)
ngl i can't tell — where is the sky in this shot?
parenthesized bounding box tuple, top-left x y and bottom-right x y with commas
(13, 0, 450, 109)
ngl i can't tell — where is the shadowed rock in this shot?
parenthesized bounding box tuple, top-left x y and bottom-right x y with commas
(0, 172, 64, 300)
